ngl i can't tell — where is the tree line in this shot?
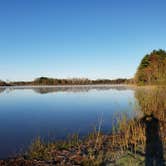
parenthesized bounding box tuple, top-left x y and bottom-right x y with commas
(5, 48, 166, 87)
(0, 77, 132, 86)
(135, 49, 166, 85)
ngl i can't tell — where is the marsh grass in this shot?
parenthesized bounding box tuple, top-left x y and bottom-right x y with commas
(26, 86, 166, 165)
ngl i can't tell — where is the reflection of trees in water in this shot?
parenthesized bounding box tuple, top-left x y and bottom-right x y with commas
(135, 87, 166, 165)
(32, 85, 132, 94)
(1, 85, 132, 94)
(0, 88, 5, 94)
(33, 87, 90, 94)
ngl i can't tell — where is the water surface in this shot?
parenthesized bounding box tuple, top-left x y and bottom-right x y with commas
(0, 85, 136, 159)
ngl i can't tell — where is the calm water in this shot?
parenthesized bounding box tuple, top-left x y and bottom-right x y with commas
(0, 85, 136, 159)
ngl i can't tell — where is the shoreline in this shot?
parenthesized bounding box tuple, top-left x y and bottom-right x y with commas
(0, 84, 131, 87)
(0, 132, 143, 166)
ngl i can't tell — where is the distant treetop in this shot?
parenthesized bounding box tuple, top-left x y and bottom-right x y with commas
(135, 49, 166, 85)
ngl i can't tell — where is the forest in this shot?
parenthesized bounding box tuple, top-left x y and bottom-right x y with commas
(135, 49, 166, 85)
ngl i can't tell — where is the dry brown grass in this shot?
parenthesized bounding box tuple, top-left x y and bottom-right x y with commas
(26, 86, 166, 165)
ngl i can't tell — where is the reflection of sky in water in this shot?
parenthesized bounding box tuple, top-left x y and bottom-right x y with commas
(0, 86, 136, 159)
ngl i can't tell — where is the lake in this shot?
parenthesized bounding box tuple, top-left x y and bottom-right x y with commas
(0, 85, 137, 159)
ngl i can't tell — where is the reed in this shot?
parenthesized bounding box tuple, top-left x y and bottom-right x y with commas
(26, 86, 166, 165)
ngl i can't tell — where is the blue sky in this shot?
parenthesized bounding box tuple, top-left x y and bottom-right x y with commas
(0, 0, 166, 81)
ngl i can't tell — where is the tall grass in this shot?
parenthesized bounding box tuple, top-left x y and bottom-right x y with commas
(26, 86, 166, 165)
